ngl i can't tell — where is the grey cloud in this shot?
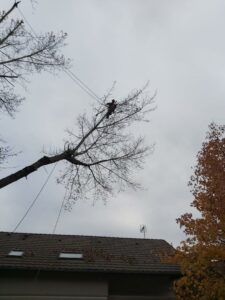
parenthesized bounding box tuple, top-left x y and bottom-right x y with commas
(0, 0, 225, 247)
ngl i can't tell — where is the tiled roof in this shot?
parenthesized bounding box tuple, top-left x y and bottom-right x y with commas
(0, 232, 180, 275)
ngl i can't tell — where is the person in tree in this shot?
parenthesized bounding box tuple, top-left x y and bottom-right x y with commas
(106, 99, 117, 118)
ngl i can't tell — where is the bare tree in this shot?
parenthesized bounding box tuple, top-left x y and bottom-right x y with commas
(0, 2, 155, 204)
(0, 1, 69, 116)
(0, 86, 155, 203)
(0, 1, 69, 166)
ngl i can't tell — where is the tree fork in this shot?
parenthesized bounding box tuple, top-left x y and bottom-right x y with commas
(0, 112, 109, 189)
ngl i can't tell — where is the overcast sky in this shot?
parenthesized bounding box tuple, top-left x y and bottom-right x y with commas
(0, 0, 225, 246)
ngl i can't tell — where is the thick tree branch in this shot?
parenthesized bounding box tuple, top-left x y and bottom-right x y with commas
(0, 152, 67, 188)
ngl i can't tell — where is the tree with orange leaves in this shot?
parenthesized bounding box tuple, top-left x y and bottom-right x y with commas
(174, 123, 225, 300)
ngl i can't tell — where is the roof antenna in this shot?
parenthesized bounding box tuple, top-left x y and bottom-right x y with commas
(140, 224, 147, 239)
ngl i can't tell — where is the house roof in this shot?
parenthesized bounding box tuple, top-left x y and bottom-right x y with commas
(0, 232, 180, 275)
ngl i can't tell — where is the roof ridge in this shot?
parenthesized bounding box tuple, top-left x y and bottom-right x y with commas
(0, 231, 167, 242)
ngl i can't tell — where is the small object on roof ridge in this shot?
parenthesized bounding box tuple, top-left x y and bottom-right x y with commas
(140, 224, 147, 239)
